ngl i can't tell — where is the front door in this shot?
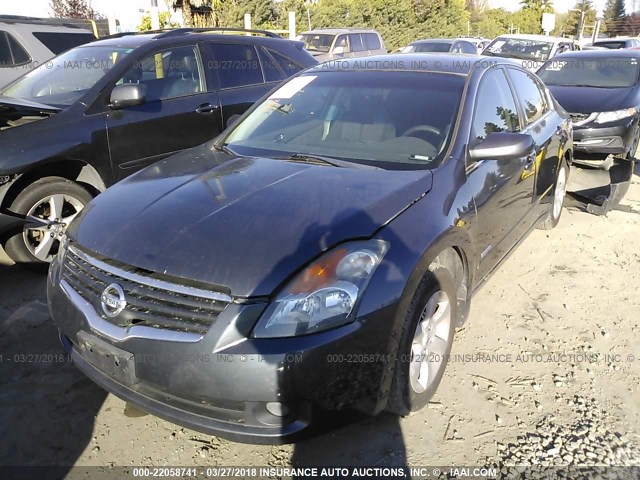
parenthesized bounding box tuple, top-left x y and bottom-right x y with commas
(105, 44, 223, 181)
(467, 67, 537, 280)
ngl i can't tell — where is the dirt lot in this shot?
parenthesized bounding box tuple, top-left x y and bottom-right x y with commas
(1, 168, 639, 474)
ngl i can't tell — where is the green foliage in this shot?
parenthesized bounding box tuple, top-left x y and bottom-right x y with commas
(603, 0, 626, 35)
(564, 0, 596, 37)
(219, 0, 279, 29)
(50, 0, 100, 19)
(138, 11, 180, 31)
(471, 8, 512, 38)
(307, 0, 468, 50)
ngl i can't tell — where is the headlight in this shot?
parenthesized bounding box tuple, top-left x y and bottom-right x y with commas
(594, 107, 638, 124)
(252, 240, 389, 338)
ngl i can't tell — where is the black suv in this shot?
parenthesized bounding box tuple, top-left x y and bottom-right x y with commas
(0, 28, 316, 267)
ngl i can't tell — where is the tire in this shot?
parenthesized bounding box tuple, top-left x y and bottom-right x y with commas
(3, 177, 93, 270)
(538, 160, 568, 231)
(387, 266, 459, 416)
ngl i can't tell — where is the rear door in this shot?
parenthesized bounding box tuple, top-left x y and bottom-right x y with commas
(467, 67, 536, 280)
(105, 44, 223, 181)
(206, 42, 296, 128)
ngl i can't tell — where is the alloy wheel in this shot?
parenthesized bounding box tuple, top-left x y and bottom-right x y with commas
(409, 290, 452, 394)
(22, 194, 84, 262)
(553, 166, 567, 220)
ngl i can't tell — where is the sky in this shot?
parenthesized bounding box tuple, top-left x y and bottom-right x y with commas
(0, 0, 635, 30)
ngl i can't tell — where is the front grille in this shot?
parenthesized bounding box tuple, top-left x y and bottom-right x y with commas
(570, 113, 589, 122)
(62, 246, 231, 336)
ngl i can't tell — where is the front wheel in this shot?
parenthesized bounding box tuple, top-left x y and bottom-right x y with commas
(3, 177, 93, 269)
(387, 266, 458, 416)
(538, 161, 568, 230)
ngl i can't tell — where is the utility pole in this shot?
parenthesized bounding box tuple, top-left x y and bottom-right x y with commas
(150, 0, 160, 30)
(592, 18, 602, 43)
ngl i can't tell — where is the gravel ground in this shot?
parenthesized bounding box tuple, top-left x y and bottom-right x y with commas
(0, 167, 639, 475)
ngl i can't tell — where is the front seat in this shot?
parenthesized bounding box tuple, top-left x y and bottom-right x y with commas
(162, 54, 201, 99)
(328, 92, 395, 142)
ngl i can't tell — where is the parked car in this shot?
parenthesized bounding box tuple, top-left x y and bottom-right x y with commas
(537, 50, 640, 212)
(538, 50, 640, 163)
(401, 38, 478, 54)
(457, 37, 493, 54)
(483, 34, 580, 71)
(0, 28, 316, 267)
(49, 53, 572, 443)
(0, 15, 96, 88)
(296, 28, 386, 62)
(592, 37, 640, 49)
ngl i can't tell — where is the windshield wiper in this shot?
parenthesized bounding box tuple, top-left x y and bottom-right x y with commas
(554, 84, 615, 88)
(213, 143, 236, 155)
(279, 153, 347, 167)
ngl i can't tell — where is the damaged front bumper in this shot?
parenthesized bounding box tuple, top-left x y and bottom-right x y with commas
(567, 157, 635, 215)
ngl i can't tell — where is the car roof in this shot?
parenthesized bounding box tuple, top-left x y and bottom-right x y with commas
(593, 37, 635, 42)
(552, 49, 640, 59)
(308, 53, 518, 75)
(411, 39, 469, 44)
(300, 28, 379, 35)
(79, 29, 297, 49)
(494, 34, 572, 43)
(0, 21, 92, 35)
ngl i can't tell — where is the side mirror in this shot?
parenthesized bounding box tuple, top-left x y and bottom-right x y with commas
(226, 113, 242, 129)
(109, 84, 147, 110)
(469, 132, 535, 160)
(333, 46, 346, 55)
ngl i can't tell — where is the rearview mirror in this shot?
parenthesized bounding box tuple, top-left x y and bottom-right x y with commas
(109, 84, 147, 110)
(469, 132, 535, 160)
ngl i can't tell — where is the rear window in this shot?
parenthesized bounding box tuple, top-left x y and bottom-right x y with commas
(32, 32, 95, 55)
(410, 42, 453, 53)
(593, 41, 626, 50)
(0, 31, 31, 67)
(265, 49, 302, 77)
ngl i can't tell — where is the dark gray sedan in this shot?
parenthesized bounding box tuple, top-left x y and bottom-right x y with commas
(48, 54, 572, 443)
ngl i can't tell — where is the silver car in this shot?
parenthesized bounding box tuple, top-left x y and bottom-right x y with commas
(0, 16, 95, 88)
(296, 28, 386, 62)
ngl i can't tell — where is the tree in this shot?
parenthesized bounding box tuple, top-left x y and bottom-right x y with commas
(219, 0, 278, 29)
(172, 0, 211, 27)
(565, 0, 596, 37)
(471, 8, 512, 37)
(138, 11, 180, 31)
(603, 0, 626, 35)
(50, 0, 100, 19)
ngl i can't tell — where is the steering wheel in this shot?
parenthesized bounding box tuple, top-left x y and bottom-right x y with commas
(401, 125, 441, 137)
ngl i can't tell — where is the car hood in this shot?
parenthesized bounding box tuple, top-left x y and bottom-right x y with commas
(0, 95, 60, 130)
(69, 148, 432, 297)
(0, 95, 60, 115)
(547, 85, 636, 114)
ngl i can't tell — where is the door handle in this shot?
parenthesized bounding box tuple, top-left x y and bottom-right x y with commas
(196, 103, 219, 115)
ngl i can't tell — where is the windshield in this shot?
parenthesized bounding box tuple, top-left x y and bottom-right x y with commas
(296, 34, 335, 53)
(484, 38, 553, 62)
(404, 42, 453, 53)
(538, 57, 640, 88)
(224, 71, 465, 169)
(1, 45, 134, 107)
